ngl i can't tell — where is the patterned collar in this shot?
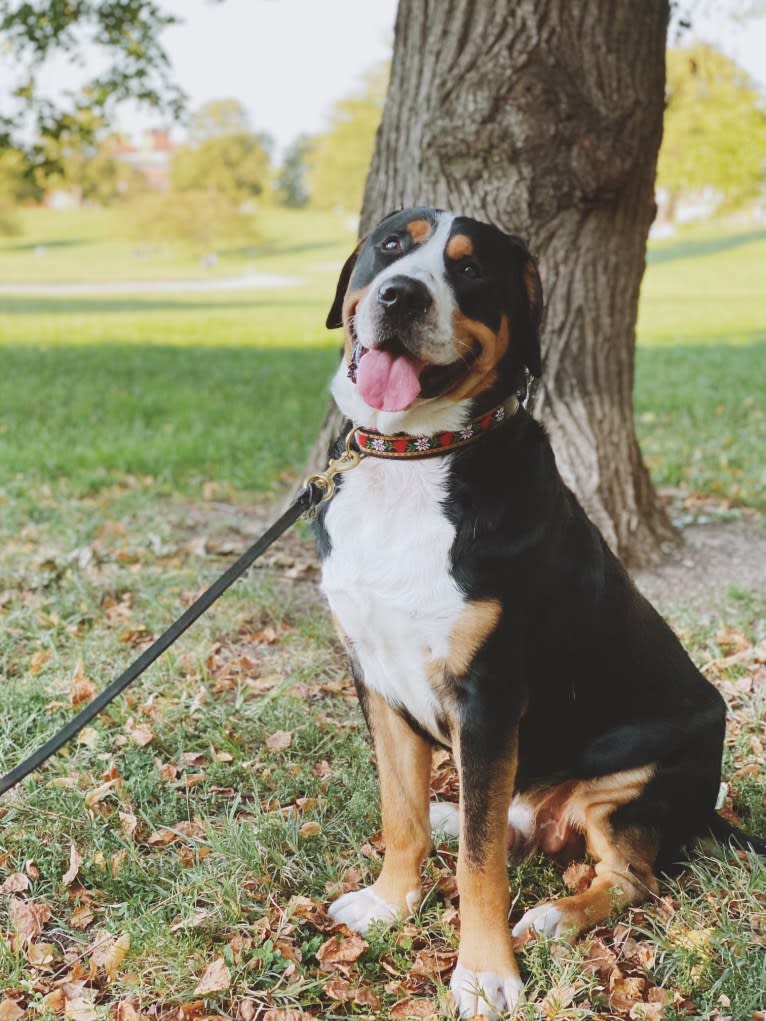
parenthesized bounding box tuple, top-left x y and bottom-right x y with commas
(352, 397, 520, 459)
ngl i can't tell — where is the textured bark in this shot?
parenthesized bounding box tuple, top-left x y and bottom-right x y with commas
(311, 0, 679, 567)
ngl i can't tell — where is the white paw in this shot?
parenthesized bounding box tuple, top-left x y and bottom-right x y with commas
(430, 801, 460, 839)
(512, 902, 563, 941)
(450, 962, 523, 1019)
(327, 886, 400, 935)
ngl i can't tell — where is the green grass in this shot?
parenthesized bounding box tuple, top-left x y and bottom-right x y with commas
(0, 209, 764, 1017)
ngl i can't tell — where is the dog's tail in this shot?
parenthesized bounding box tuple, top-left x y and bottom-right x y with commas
(707, 812, 766, 856)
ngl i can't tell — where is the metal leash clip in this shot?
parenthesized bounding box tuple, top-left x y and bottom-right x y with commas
(303, 427, 363, 517)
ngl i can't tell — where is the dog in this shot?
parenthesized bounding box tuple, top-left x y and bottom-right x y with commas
(312, 206, 763, 1018)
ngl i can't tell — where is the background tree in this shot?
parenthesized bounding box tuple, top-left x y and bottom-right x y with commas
(307, 64, 387, 213)
(308, 2, 682, 566)
(171, 100, 272, 203)
(0, 0, 184, 174)
(658, 43, 766, 215)
(276, 134, 312, 209)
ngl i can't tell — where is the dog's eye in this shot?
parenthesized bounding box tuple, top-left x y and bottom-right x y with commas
(381, 235, 401, 253)
(462, 261, 480, 279)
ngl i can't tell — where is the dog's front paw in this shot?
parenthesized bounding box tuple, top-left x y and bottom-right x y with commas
(450, 962, 523, 1019)
(511, 902, 564, 942)
(328, 886, 400, 935)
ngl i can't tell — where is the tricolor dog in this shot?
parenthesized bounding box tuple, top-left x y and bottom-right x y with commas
(313, 207, 763, 1018)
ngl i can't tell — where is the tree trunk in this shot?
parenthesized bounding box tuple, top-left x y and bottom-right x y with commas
(310, 0, 679, 567)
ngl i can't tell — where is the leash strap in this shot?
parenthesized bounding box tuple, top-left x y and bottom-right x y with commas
(0, 484, 321, 797)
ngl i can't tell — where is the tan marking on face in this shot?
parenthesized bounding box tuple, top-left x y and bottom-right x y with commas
(514, 766, 659, 943)
(446, 233, 474, 260)
(427, 599, 501, 689)
(451, 737, 520, 977)
(439, 312, 510, 402)
(406, 218, 432, 244)
(341, 285, 369, 359)
(365, 690, 433, 915)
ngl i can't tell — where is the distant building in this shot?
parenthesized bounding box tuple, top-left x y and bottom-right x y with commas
(112, 129, 176, 192)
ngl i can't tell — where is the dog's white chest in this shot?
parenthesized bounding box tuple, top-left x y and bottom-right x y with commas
(321, 457, 464, 740)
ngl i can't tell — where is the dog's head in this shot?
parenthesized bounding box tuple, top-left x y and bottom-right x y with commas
(326, 206, 542, 429)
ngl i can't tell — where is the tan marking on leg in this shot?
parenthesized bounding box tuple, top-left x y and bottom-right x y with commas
(445, 313, 510, 402)
(426, 599, 501, 689)
(446, 233, 474, 260)
(367, 690, 432, 915)
(452, 737, 520, 981)
(406, 218, 432, 244)
(518, 766, 659, 942)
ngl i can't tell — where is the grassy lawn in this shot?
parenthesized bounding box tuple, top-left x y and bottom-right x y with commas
(0, 210, 764, 1018)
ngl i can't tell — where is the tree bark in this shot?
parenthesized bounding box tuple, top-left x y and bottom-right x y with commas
(310, 0, 679, 567)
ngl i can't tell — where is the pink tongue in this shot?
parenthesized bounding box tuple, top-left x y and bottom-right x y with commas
(356, 348, 422, 412)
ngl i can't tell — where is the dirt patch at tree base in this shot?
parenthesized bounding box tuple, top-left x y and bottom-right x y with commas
(633, 515, 765, 610)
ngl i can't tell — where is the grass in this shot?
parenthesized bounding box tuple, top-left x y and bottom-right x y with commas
(0, 208, 764, 1017)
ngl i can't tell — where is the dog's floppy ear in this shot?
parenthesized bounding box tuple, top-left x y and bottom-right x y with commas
(326, 238, 365, 329)
(519, 255, 543, 378)
(504, 234, 543, 378)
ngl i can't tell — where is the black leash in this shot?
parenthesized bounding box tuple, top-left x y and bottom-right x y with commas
(0, 477, 338, 798)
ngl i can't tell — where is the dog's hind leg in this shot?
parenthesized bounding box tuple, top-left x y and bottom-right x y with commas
(512, 767, 659, 944)
(329, 689, 432, 934)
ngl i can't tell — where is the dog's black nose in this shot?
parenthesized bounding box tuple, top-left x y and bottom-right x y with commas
(377, 275, 432, 315)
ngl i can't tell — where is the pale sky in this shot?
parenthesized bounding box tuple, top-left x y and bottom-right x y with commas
(2, 0, 764, 158)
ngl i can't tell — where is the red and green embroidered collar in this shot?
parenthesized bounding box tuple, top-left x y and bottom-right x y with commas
(352, 397, 519, 459)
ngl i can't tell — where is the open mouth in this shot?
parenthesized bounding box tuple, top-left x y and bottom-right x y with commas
(348, 337, 480, 412)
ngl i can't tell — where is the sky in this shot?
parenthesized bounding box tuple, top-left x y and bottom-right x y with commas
(2, 0, 765, 158)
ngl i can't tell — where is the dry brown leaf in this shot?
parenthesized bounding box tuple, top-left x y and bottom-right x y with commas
(125, 721, 154, 747)
(170, 909, 211, 933)
(30, 649, 51, 674)
(27, 940, 56, 967)
(84, 779, 120, 808)
(390, 998, 439, 1019)
(70, 905, 95, 930)
(629, 1003, 664, 1021)
(119, 811, 138, 838)
(115, 1003, 142, 1021)
(89, 931, 130, 981)
(9, 897, 51, 946)
(62, 983, 97, 1021)
(0, 872, 30, 894)
(316, 932, 368, 967)
(0, 999, 24, 1021)
(562, 860, 596, 894)
(323, 979, 381, 1010)
(266, 730, 292, 751)
(581, 937, 619, 982)
(194, 956, 231, 994)
(62, 842, 82, 886)
(70, 660, 96, 707)
(260, 1011, 321, 1021)
(611, 976, 648, 1011)
(299, 821, 322, 838)
(541, 984, 577, 1019)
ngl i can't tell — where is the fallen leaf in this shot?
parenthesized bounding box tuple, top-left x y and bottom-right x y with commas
(266, 730, 292, 752)
(260, 1010, 321, 1021)
(62, 842, 82, 886)
(125, 721, 154, 746)
(170, 909, 211, 932)
(316, 932, 368, 968)
(194, 957, 231, 994)
(390, 998, 439, 1019)
(29, 649, 51, 674)
(629, 1003, 664, 1021)
(0, 999, 24, 1021)
(9, 897, 51, 947)
(70, 905, 95, 930)
(119, 811, 138, 838)
(115, 1004, 142, 1021)
(299, 821, 322, 838)
(562, 860, 596, 894)
(84, 779, 120, 808)
(90, 931, 130, 980)
(70, 660, 96, 707)
(611, 976, 648, 1011)
(27, 940, 56, 967)
(0, 872, 30, 894)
